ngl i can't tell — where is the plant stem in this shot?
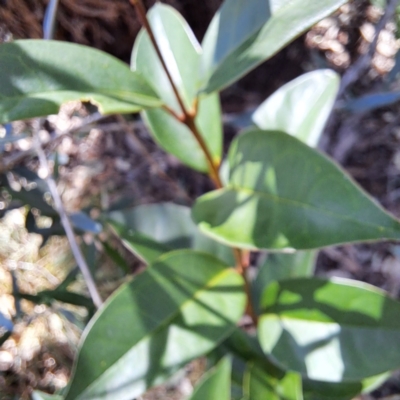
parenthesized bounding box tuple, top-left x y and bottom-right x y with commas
(130, 0, 222, 188)
(34, 127, 103, 309)
(130, 0, 187, 118)
(131, 0, 257, 325)
(233, 249, 258, 325)
(183, 114, 223, 188)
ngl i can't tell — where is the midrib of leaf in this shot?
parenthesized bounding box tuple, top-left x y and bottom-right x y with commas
(76, 267, 238, 397)
(1, 89, 160, 103)
(227, 185, 399, 236)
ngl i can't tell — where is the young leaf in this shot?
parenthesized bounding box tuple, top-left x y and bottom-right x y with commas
(65, 250, 245, 400)
(200, 0, 347, 93)
(243, 363, 303, 400)
(252, 70, 340, 147)
(131, 4, 222, 172)
(107, 203, 234, 265)
(192, 129, 400, 250)
(258, 277, 400, 381)
(188, 357, 231, 400)
(0, 40, 161, 124)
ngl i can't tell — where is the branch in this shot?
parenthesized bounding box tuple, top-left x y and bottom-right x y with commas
(338, 0, 399, 97)
(130, 0, 222, 188)
(233, 248, 258, 325)
(130, 0, 187, 117)
(33, 126, 103, 309)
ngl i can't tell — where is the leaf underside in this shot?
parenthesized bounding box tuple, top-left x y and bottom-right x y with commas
(258, 278, 400, 381)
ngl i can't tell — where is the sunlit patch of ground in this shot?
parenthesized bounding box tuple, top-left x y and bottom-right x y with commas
(0, 209, 82, 399)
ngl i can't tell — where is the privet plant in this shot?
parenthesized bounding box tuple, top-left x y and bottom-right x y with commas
(2, 0, 400, 399)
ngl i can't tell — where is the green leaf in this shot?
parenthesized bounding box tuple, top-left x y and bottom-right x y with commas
(0, 40, 161, 124)
(252, 251, 316, 313)
(243, 363, 303, 400)
(189, 357, 231, 400)
(200, 0, 347, 93)
(109, 219, 170, 265)
(65, 250, 245, 400)
(131, 4, 200, 112)
(141, 95, 222, 172)
(219, 328, 303, 400)
(107, 202, 234, 265)
(302, 380, 359, 400)
(40, 290, 94, 309)
(252, 70, 340, 147)
(258, 277, 400, 381)
(131, 4, 222, 172)
(192, 129, 400, 250)
(302, 372, 390, 400)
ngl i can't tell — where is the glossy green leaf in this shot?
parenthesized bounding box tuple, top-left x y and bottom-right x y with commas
(65, 250, 245, 400)
(0, 40, 161, 124)
(252, 70, 340, 147)
(107, 203, 234, 265)
(243, 363, 303, 400)
(200, 0, 347, 93)
(131, 4, 222, 172)
(252, 251, 316, 313)
(258, 277, 400, 381)
(192, 129, 400, 250)
(189, 357, 231, 400)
